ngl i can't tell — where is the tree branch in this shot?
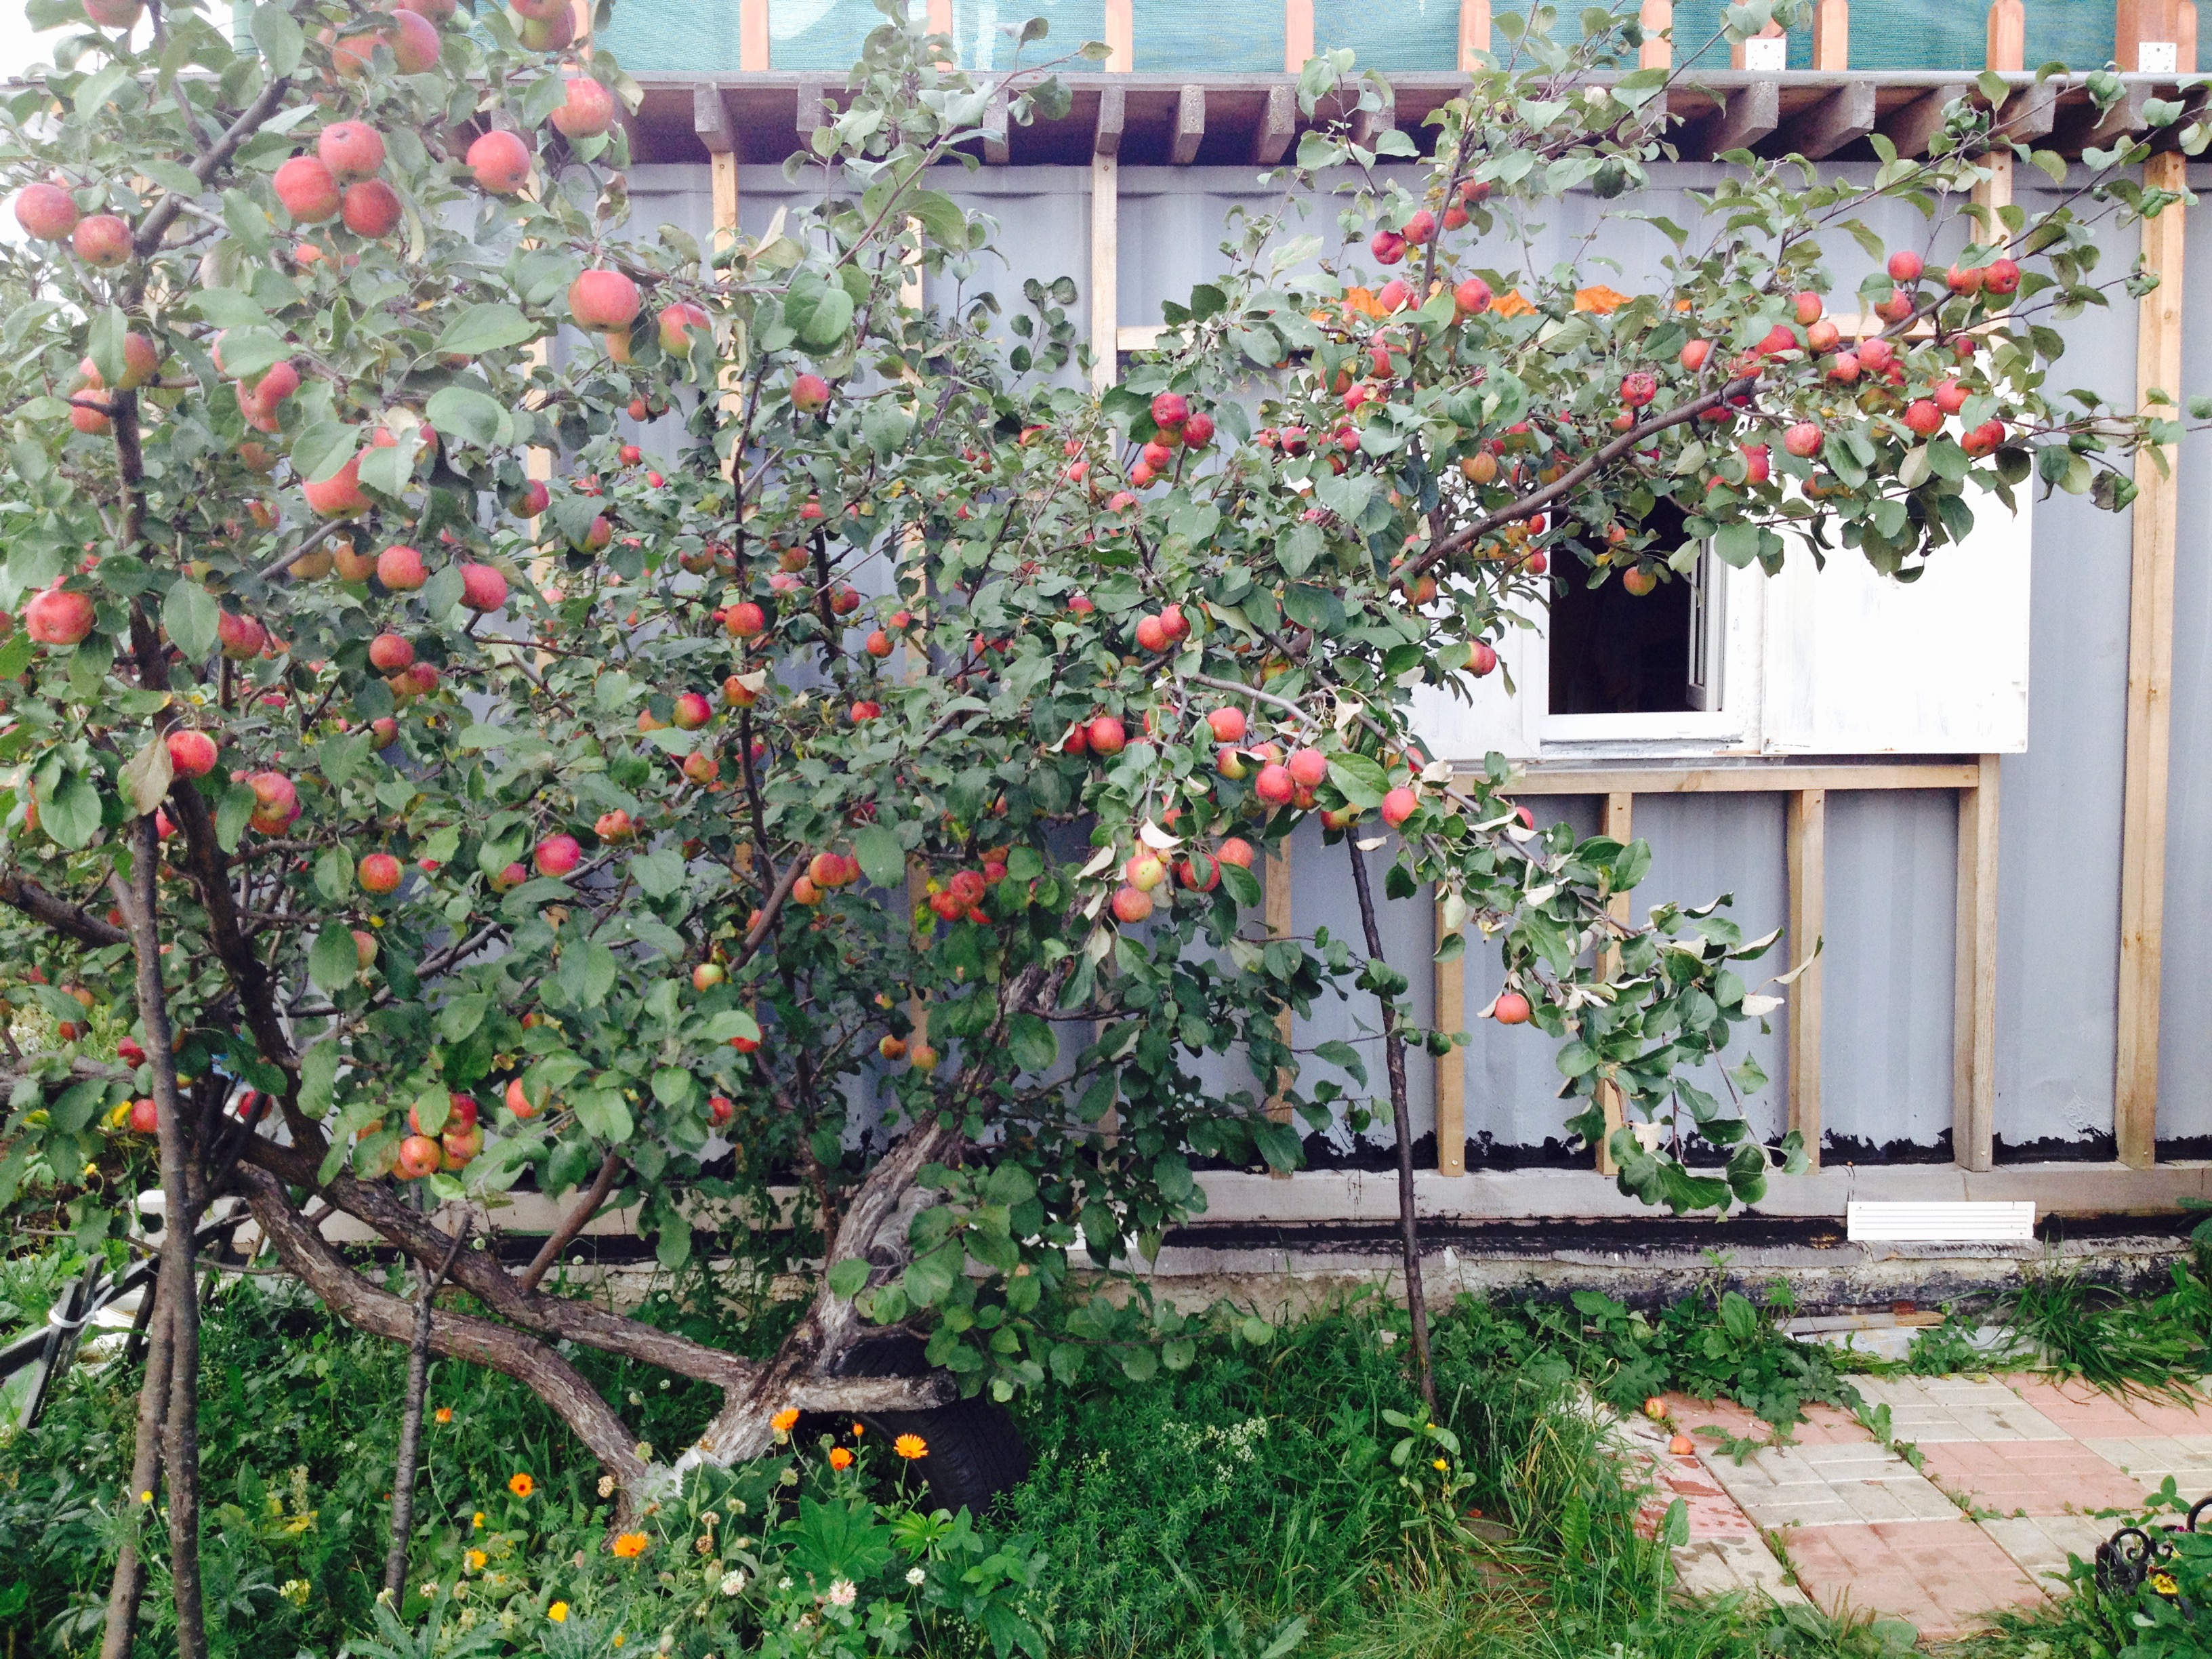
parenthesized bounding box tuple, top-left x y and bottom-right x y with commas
(0, 872, 129, 946)
(517, 1150, 621, 1293)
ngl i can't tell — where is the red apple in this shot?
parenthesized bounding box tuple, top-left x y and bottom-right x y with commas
(216, 609, 266, 660)
(319, 120, 386, 180)
(1903, 399, 1943, 437)
(14, 182, 79, 241)
(467, 129, 533, 194)
(341, 179, 402, 239)
(1934, 379, 1968, 415)
(1783, 420, 1823, 458)
(1792, 291, 1823, 325)
(1216, 838, 1255, 869)
(1134, 615, 1172, 653)
(1494, 990, 1532, 1025)
(724, 601, 766, 639)
(1206, 706, 1246, 743)
(1149, 390, 1188, 430)
(359, 851, 403, 893)
(1286, 747, 1327, 789)
(1369, 228, 1406, 266)
(72, 213, 131, 268)
(1886, 248, 1924, 283)
(1946, 262, 1984, 296)
(1857, 336, 1895, 372)
(1453, 277, 1493, 317)
(534, 833, 581, 878)
(1254, 762, 1294, 805)
(395, 1134, 443, 1179)
(1401, 208, 1437, 245)
(489, 860, 527, 891)
(515, 3, 575, 49)
(1679, 339, 1711, 371)
(368, 632, 415, 672)
(549, 76, 615, 138)
(1086, 714, 1126, 756)
(673, 691, 712, 729)
(274, 156, 341, 224)
(165, 729, 218, 777)
(505, 1076, 539, 1119)
(1380, 787, 1418, 827)
(1826, 350, 1860, 384)
(1619, 371, 1656, 408)
(1805, 319, 1841, 353)
(304, 451, 370, 515)
(129, 1098, 159, 1133)
(458, 562, 508, 611)
(24, 584, 94, 645)
(373, 544, 424, 590)
(1983, 257, 2020, 295)
(1111, 884, 1153, 924)
(1467, 639, 1498, 677)
(569, 269, 640, 331)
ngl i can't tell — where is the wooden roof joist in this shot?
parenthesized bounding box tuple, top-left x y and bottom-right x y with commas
(642, 69, 2203, 171)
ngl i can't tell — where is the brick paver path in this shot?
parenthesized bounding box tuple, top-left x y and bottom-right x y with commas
(1622, 1374, 2212, 1639)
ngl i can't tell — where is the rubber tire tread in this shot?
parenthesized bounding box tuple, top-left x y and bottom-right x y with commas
(857, 1393, 1031, 1514)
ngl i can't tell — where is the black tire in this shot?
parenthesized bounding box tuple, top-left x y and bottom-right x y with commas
(810, 1330, 1031, 1513)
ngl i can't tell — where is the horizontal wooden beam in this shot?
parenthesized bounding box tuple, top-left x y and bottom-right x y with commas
(1494, 762, 1982, 796)
(1777, 80, 1876, 157)
(1880, 82, 1972, 157)
(1704, 77, 1780, 153)
(1253, 82, 1297, 164)
(1171, 83, 1206, 163)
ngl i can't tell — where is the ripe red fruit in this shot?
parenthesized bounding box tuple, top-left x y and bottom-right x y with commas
(1380, 787, 1418, 827)
(341, 179, 402, 239)
(1982, 257, 2020, 295)
(865, 628, 893, 659)
(1370, 228, 1406, 265)
(359, 852, 403, 893)
(467, 129, 533, 194)
(1494, 990, 1532, 1025)
(1206, 706, 1246, 743)
(1619, 371, 1656, 408)
(672, 691, 712, 730)
(1176, 854, 1220, 892)
(550, 76, 616, 138)
(1740, 445, 1771, 485)
(1826, 350, 1861, 383)
(1857, 336, 1895, 372)
(1086, 715, 1127, 756)
(458, 562, 508, 611)
(1134, 615, 1172, 653)
(1111, 885, 1154, 924)
(1150, 391, 1188, 430)
(304, 451, 369, 515)
(1160, 602, 1189, 640)
(1401, 208, 1436, 245)
(396, 1135, 443, 1179)
(1679, 339, 1711, 371)
(216, 609, 266, 660)
(1216, 837, 1255, 869)
(1254, 763, 1294, 805)
(723, 601, 766, 640)
(376, 544, 426, 591)
(569, 269, 640, 330)
(1181, 411, 1215, 449)
(1805, 319, 1841, 353)
(368, 632, 415, 672)
(166, 729, 218, 777)
(319, 120, 386, 180)
(1286, 747, 1328, 789)
(1453, 277, 1493, 316)
(274, 156, 341, 224)
(534, 834, 582, 878)
(1946, 262, 1984, 296)
(792, 373, 831, 412)
(506, 1076, 539, 1119)
(1756, 323, 1798, 358)
(1886, 249, 1924, 283)
(72, 213, 131, 268)
(14, 182, 79, 241)
(1961, 419, 2006, 457)
(1904, 399, 1943, 437)
(1875, 287, 1914, 324)
(24, 584, 94, 645)
(1374, 279, 1410, 313)
(130, 1098, 159, 1134)
(1792, 291, 1823, 325)
(1467, 639, 1498, 677)
(1782, 421, 1823, 459)
(1934, 379, 1968, 415)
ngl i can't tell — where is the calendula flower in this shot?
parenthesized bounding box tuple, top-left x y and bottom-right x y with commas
(1572, 284, 1630, 315)
(434, 1407, 453, 1424)
(280, 1579, 311, 1607)
(905, 1567, 925, 1587)
(1432, 1457, 1450, 1471)
(612, 1636, 625, 1648)
(472, 1512, 485, 1530)
(548, 1602, 569, 1623)
(1491, 289, 1536, 319)
(851, 1422, 865, 1437)
(466, 1550, 487, 1571)
(828, 1448, 853, 1471)
(828, 1580, 857, 1608)
(611, 1532, 651, 1559)
(893, 1434, 927, 1460)
(771, 1408, 800, 1435)
(720, 1570, 747, 1596)
(508, 1473, 534, 1498)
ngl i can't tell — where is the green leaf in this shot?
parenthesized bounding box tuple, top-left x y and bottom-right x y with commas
(1712, 521, 1763, 569)
(1008, 1012, 1057, 1075)
(298, 1041, 340, 1118)
(632, 846, 686, 899)
(87, 306, 128, 390)
(651, 1065, 695, 1109)
(290, 421, 356, 485)
(424, 385, 509, 449)
(1280, 583, 1345, 634)
(119, 735, 172, 817)
(434, 304, 539, 356)
(312, 844, 353, 902)
(855, 826, 909, 888)
(215, 781, 255, 852)
(826, 1257, 870, 1298)
(251, 1, 305, 75)
(309, 925, 360, 995)
(163, 579, 219, 663)
(1327, 754, 1388, 811)
(437, 996, 489, 1042)
(571, 1085, 634, 1143)
(43, 772, 100, 849)
(693, 1009, 761, 1044)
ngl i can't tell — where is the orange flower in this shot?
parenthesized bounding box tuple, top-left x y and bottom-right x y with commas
(1492, 289, 1536, 319)
(828, 1447, 854, 1471)
(851, 1422, 865, 1437)
(434, 1406, 453, 1424)
(611, 1532, 651, 1559)
(1340, 287, 1389, 321)
(508, 1473, 534, 1498)
(893, 1434, 928, 1460)
(1573, 284, 1630, 315)
(771, 1408, 800, 1435)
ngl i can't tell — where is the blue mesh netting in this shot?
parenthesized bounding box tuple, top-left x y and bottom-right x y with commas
(595, 0, 2131, 79)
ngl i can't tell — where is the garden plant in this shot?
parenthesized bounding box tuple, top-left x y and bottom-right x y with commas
(0, 0, 2193, 1651)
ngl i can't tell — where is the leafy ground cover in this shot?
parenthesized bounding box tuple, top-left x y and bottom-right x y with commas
(3, 1245, 2211, 1659)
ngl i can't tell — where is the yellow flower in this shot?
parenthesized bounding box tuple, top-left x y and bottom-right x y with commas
(828, 1448, 853, 1471)
(2152, 1571, 2179, 1595)
(434, 1407, 453, 1425)
(548, 1601, 569, 1623)
(1432, 1457, 1450, 1471)
(893, 1433, 927, 1460)
(613, 1637, 624, 1650)
(466, 1551, 487, 1572)
(472, 1512, 485, 1530)
(771, 1408, 800, 1435)
(611, 1532, 651, 1559)
(508, 1473, 534, 1498)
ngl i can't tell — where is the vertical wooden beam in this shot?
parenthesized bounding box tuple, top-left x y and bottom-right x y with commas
(1788, 790, 1826, 1170)
(1458, 0, 1490, 66)
(739, 0, 769, 70)
(1811, 0, 1849, 68)
(1639, 0, 1672, 69)
(2118, 0, 2185, 67)
(1103, 0, 1132, 72)
(1595, 792, 1633, 1176)
(1434, 897, 1465, 1176)
(2116, 151, 2186, 1171)
(2185, 1, 2201, 70)
(1952, 760, 2001, 1172)
(1987, 0, 2025, 69)
(925, 0, 951, 37)
(1266, 841, 1295, 1176)
(1284, 0, 1313, 73)
(1088, 150, 1118, 394)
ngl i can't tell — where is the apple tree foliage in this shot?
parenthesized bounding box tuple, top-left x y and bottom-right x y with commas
(0, 0, 2179, 1502)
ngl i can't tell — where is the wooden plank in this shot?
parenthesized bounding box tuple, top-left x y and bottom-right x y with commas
(1094, 83, 1126, 157)
(2116, 148, 2186, 1172)
(1639, 0, 1672, 70)
(982, 88, 1010, 164)
(1595, 792, 1634, 1176)
(1171, 84, 1206, 164)
(1952, 757, 2001, 1172)
(1117, 323, 1163, 352)
(710, 154, 739, 254)
(2186, 1, 2200, 70)
(1089, 152, 1118, 395)
(1881, 83, 1972, 158)
(739, 0, 769, 70)
(1351, 77, 1395, 149)
(1104, 0, 1132, 72)
(2067, 83, 2149, 151)
(1434, 897, 1465, 1176)
(1284, 0, 1313, 74)
(925, 0, 951, 36)
(2118, 0, 2187, 68)
(796, 79, 827, 145)
(1788, 789, 1827, 1170)
(1994, 79, 2057, 144)
(1987, 0, 2025, 70)
(1704, 78, 1781, 155)
(694, 85, 734, 154)
(1253, 84, 1297, 165)
(1494, 762, 1982, 796)
(1458, 0, 1491, 66)
(1811, 0, 1849, 68)
(1778, 81, 1876, 159)
(1266, 840, 1295, 1176)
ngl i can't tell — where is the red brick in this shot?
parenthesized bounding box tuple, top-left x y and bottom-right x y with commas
(1999, 1375, 2212, 1437)
(1917, 1439, 2146, 1515)
(1784, 1518, 2045, 1639)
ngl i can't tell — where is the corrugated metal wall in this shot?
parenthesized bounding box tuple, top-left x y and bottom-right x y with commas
(626, 157, 2201, 1165)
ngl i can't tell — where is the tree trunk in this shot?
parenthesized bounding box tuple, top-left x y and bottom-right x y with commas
(384, 1218, 467, 1599)
(1345, 836, 1435, 1412)
(98, 1269, 173, 1659)
(111, 817, 207, 1659)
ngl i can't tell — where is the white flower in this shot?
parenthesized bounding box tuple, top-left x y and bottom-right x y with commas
(827, 1580, 857, 1608)
(777, 1576, 793, 1591)
(905, 1567, 925, 1587)
(598, 1475, 615, 1498)
(719, 1570, 747, 1597)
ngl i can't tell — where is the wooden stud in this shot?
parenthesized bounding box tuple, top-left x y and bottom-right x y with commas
(1788, 790, 1826, 1170)
(1639, 0, 1672, 69)
(1811, 0, 1849, 69)
(925, 0, 951, 38)
(1987, 0, 2025, 70)
(1595, 792, 1634, 1176)
(710, 153, 739, 256)
(1094, 83, 1126, 157)
(695, 85, 735, 156)
(1778, 82, 1877, 158)
(1089, 152, 1118, 395)
(2118, 0, 2187, 69)
(1435, 898, 1465, 1176)
(739, 0, 769, 71)
(2184, 2, 2200, 70)
(1994, 80, 2059, 145)
(982, 89, 1010, 164)
(1171, 85, 1206, 164)
(2116, 148, 2186, 1171)
(796, 80, 827, 146)
(1458, 0, 1491, 67)
(1253, 84, 1298, 165)
(1351, 78, 1395, 150)
(1953, 758, 2001, 1172)
(1705, 79, 1781, 155)
(1284, 0, 1313, 74)
(1104, 0, 1132, 72)
(1266, 841, 1295, 1174)
(2072, 83, 2150, 149)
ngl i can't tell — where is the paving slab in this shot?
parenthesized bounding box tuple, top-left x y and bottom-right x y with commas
(2078, 1434, 2212, 1499)
(2000, 1375, 2212, 1437)
(1672, 1535, 1811, 1605)
(1698, 1440, 1960, 1530)
(1980, 1514, 2114, 1591)
(1918, 1437, 2148, 1515)
(1853, 1375, 2069, 1442)
(1784, 1518, 2045, 1640)
(1660, 1391, 1874, 1446)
